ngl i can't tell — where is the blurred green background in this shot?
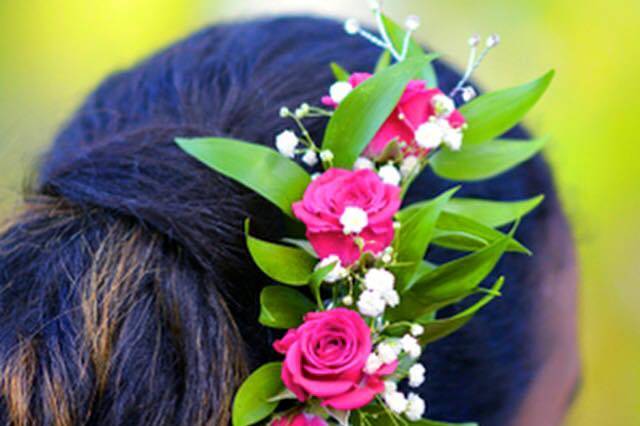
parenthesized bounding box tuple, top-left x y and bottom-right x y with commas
(0, 0, 638, 424)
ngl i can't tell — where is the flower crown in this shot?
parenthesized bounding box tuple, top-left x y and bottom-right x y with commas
(176, 2, 553, 425)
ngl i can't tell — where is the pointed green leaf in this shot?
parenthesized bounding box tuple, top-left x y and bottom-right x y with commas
(281, 238, 318, 258)
(232, 362, 284, 426)
(444, 195, 544, 227)
(259, 286, 315, 329)
(436, 211, 530, 254)
(394, 187, 458, 292)
(460, 70, 554, 145)
(246, 221, 317, 286)
(331, 62, 350, 82)
(374, 50, 392, 73)
(352, 405, 476, 426)
(401, 204, 530, 254)
(322, 54, 438, 168)
(380, 14, 438, 87)
(419, 277, 505, 345)
(388, 233, 511, 320)
(430, 138, 546, 181)
(176, 137, 309, 217)
(431, 229, 489, 251)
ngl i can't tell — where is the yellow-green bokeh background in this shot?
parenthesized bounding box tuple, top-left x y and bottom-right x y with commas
(0, 1, 638, 424)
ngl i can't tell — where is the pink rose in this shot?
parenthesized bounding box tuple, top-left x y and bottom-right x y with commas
(271, 413, 328, 426)
(292, 168, 401, 266)
(274, 308, 397, 411)
(322, 73, 466, 157)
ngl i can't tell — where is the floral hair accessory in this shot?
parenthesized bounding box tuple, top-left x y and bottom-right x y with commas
(176, 1, 553, 425)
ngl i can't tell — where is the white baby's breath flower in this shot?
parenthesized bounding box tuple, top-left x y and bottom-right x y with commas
(354, 157, 375, 170)
(342, 295, 354, 306)
(415, 119, 445, 149)
(384, 391, 409, 414)
(487, 33, 501, 48)
(461, 86, 477, 102)
(400, 155, 419, 178)
(405, 393, 426, 421)
(302, 150, 319, 167)
(315, 255, 348, 283)
(410, 324, 425, 337)
(329, 81, 353, 104)
(357, 290, 386, 317)
(384, 381, 397, 395)
(401, 335, 422, 359)
(363, 269, 395, 293)
(408, 363, 426, 388)
(320, 150, 335, 163)
(382, 289, 400, 307)
(344, 18, 361, 35)
(468, 34, 481, 48)
(377, 341, 399, 364)
(405, 15, 421, 31)
(340, 206, 368, 234)
(443, 127, 464, 151)
(275, 130, 298, 158)
(364, 353, 383, 374)
(378, 164, 402, 186)
(279, 106, 290, 118)
(432, 94, 456, 117)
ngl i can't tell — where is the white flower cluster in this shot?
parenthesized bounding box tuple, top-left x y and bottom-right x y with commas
(274, 130, 319, 166)
(315, 255, 348, 283)
(382, 382, 426, 421)
(357, 269, 400, 317)
(363, 326, 427, 420)
(365, 333, 424, 373)
(414, 94, 464, 151)
(353, 157, 405, 187)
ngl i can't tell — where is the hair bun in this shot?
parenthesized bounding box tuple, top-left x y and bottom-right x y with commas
(38, 124, 282, 272)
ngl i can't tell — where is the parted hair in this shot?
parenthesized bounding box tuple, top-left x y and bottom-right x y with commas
(0, 16, 566, 426)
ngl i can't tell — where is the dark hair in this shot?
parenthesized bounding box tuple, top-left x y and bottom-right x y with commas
(0, 16, 568, 425)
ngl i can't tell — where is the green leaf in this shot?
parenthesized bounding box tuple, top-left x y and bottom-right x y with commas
(430, 138, 546, 181)
(352, 405, 476, 426)
(380, 14, 438, 87)
(444, 195, 545, 228)
(176, 137, 309, 217)
(322, 54, 438, 168)
(400, 204, 529, 254)
(374, 50, 392, 73)
(460, 70, 554, 145)
(245, 221, 317, 286)
(281, 238, 318, 258)
(259, 286, 315, 329)
(394, 187, 458, 292)
(232, 362, 285, 426)
(419, 277, 505, 345)
(431, 229, 489, 251)
(330, 62, 350, 82)
(388, 232, 511, 320)
(435, 211, 530, 254)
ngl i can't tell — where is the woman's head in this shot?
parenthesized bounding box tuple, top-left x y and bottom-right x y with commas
(0, 16, 578, 425)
